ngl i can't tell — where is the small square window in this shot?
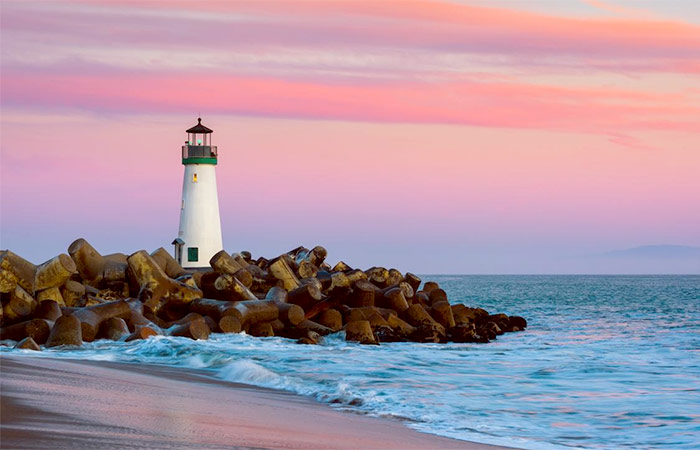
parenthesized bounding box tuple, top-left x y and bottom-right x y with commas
(187, 247, 198, 262)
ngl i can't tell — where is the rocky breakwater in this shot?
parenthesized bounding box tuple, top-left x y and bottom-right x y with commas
(0, 240, 527, 349)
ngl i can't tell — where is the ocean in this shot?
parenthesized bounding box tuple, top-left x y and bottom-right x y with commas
(3, 275, 699, 449)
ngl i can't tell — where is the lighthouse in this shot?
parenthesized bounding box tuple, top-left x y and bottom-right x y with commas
(173, 118, 223, 269)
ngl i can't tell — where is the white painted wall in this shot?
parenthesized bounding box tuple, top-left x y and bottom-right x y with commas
(177, 164, 223, 268)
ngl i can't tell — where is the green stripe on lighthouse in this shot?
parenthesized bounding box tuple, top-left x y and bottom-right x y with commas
(182, 157, 217, 165)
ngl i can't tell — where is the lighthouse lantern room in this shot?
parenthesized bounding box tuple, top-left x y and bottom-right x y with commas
(174, 118, 223, 268)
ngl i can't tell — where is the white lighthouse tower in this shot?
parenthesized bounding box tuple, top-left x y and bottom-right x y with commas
(173, 118, 223, 268)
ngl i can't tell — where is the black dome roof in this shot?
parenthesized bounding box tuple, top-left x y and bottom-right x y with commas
(186, 118, 213, 134)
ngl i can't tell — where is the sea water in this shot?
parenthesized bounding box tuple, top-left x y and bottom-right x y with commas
(3, 275, 699, 449)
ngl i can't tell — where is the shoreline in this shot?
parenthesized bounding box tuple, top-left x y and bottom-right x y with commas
(0, 354, 514, 449)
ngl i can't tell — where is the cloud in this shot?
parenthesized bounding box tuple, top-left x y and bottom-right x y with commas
(579, 0, 655, 18)
(2, 1, 699, 73)
(2, 0, 699, 147)
(3, 71, 698, 138)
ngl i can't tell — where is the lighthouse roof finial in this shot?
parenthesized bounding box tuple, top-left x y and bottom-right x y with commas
(186, 117, 213, 134)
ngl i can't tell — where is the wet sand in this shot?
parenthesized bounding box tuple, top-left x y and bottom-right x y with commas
(0, 355, 512, 449)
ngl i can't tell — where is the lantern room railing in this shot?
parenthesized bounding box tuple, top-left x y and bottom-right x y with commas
(182, 145, 217, 159)
(182, 145, 218, 164)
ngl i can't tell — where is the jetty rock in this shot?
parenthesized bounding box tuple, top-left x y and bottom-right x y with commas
(0, 240, 527, 347)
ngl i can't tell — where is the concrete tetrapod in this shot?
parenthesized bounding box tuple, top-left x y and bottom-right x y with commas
(269, 319, 285, 333)
(422, 281, 440, 293)
(386, 314, 416, 338)
(71, 299, 131, 342)
(345, 320, 377, 345)
(297, 260, 318, 279)
(98, 317, 131, 341)
(218, 315, 242, 333)
(34, 254, 77, 292)
(14, 336, 41, 350)
(249, 321, 274, 337)
(386, 269, 404, 287)
(3, 285, 36, 324)
(167, 315, 210, 340)
(46, 315, 83, 347)
(391, 281, 415, 301)
(428, 289, 448, 306)
(34, 300, 62, 321)
(0, 250, 36, 293)
(267, 257, 300, 291)
(347, 280, 375, 308)
(214, 274, 257, 301)
(401, 304, 446, 341)
(315, 309, 343, 331)
(189, 298, 239, 321)
(0, 318, 53, 344)
(36, 287, 64, 306)
(295, 319, 334, 336)
(190, 298, 279, 330)
(232, 268, 254, 289)
(365, 267, 390, 288)
(164, 312, 206, 328)
(233, 300, 280, 330)
(430, 301, 456, 329)
(125, 325, 160, 342)
(265, 286, 287, 303)
(276, 302, 304, 326)
(124, 298, 147, 324)
(331, 261, 351, 272)
(287, 283, 322, 311)
(127, 250, 202, 315)
(209, 250, 245, 275)
(404, 273, 422, 293)
(150, 247, 189, 279)
(194, 271, 223, 299)
(61, 280, 86, 307)
(68, 239, 127, 287)
(379, 288, 410, 314)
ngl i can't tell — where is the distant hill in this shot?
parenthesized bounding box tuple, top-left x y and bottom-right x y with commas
(581, 245, 700, 274)
(604, 245, 700, 259)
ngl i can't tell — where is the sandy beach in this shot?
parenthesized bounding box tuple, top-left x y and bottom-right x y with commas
(0, 355, 510, 449)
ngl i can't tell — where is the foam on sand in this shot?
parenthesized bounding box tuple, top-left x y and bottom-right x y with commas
(0, 355, 503, 449)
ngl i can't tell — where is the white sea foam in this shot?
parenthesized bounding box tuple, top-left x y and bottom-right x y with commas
(217, 359, 284, 387)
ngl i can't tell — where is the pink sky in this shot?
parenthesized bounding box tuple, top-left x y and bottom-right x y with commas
(1, 0, 699, 273)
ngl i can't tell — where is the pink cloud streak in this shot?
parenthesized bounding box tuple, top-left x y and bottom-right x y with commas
(3, 72, 698, 137)
(3, 1, 699, 70)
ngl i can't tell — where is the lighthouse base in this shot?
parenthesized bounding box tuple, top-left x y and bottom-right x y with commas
(177, 163, 223, 269)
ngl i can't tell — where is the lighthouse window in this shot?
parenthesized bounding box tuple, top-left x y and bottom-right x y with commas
(193, 173, 198, 183)
(187, 247, 199, 262)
